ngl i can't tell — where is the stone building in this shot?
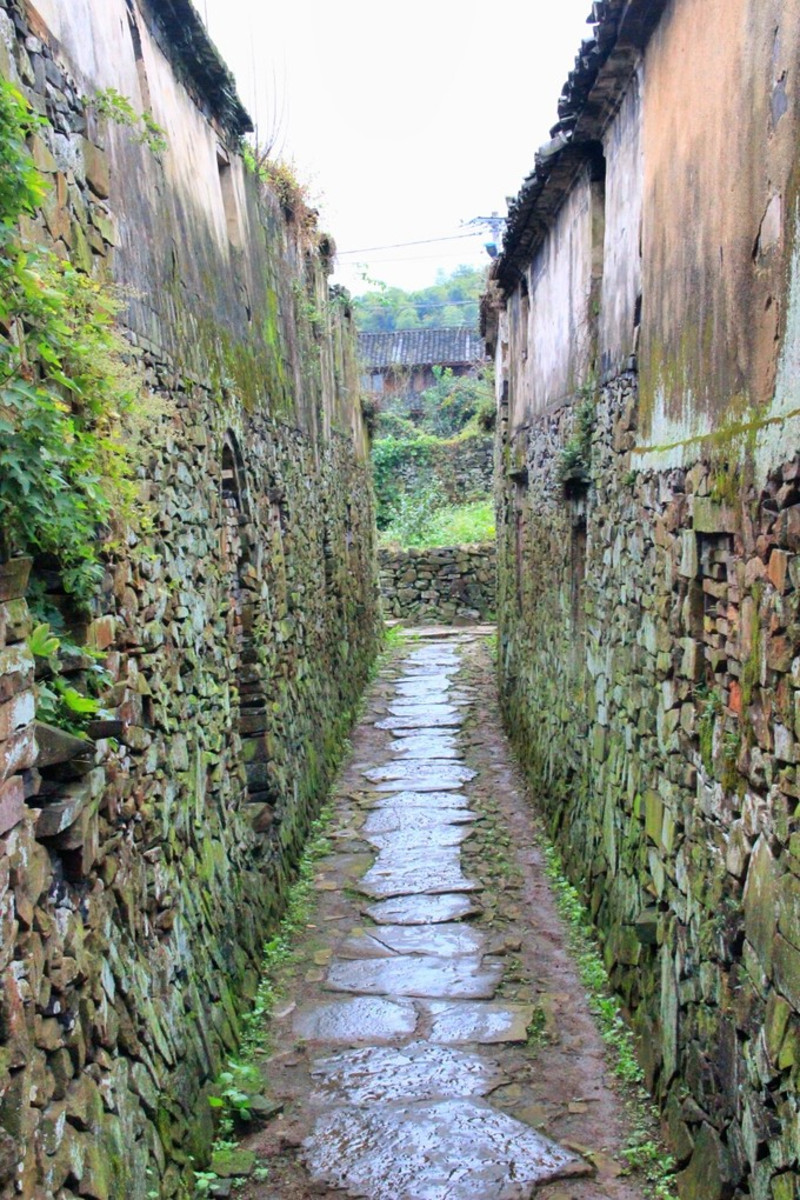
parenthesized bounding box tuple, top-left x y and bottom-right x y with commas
(485, 0, 800, 1194)
(0, 0, 379, 1196)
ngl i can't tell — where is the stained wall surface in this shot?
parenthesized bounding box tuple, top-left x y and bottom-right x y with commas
(492, 1, 800, 1196)
(637, 0, 800, 474)
(0, 1, 379, 1196)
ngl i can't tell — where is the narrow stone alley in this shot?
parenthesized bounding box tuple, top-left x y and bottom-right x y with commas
(235, 630, 654, 1200)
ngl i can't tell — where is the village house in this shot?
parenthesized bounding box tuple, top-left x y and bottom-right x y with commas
(359, 326, 485, 415)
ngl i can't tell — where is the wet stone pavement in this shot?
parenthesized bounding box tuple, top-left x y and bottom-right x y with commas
(240, 630, 648, 1200)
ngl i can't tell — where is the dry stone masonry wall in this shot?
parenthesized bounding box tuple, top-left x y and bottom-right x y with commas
(400, 433, 493, 506)
(379, 546, 496, 624)
(488, 0, 800, 1196)
(0, 1, 379, 1197)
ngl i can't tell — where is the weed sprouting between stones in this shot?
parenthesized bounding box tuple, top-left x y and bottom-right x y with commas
(192, 800, 335, 1192)
(540, 841, 677, 1200)
(241, 804, 334, 1059)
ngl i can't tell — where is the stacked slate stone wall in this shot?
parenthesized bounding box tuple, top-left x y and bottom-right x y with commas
(0, 2, 380, 1197)
(379, 431, 493, 507)
(491, 1, 800, 1192)
(379, 545, 496, 623)
(498, 375, 800, 1197)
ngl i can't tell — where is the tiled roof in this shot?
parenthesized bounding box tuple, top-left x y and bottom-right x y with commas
(358, 328, 485, 370)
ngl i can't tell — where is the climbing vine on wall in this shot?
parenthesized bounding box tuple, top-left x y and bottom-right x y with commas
(0, 80, 138, 604)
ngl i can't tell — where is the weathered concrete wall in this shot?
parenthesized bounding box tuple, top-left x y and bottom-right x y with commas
(379, 545, 496, 623)
(0, 2, 379, 1197)
(598, 67, 642, 381)
(491, 1, 800, 1196)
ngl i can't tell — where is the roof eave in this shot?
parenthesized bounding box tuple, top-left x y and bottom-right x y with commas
(494, 0, 669, 298)
(143, 0, 253, 138)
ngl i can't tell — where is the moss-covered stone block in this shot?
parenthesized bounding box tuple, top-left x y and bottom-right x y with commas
(675, 1122, 733, 1200)
(744, 836, 779, 975)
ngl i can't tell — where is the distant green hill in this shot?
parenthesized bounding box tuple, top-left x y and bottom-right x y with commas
(353, 265, 487, 332)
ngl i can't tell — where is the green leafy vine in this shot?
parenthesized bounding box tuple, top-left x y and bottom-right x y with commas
(84, 88, 167, 156)
(0, 79, 140, 605)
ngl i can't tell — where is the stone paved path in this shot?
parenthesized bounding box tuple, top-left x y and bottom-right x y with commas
(239, 630, 649, 1200)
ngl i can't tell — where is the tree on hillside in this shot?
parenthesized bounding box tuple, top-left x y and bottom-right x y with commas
(353, 265, 487, 332)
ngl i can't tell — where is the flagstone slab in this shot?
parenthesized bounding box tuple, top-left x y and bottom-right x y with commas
(364, 762, 475, 786)
(398, 668, 458, 681)
(292, 996, 418, 1043)
(363, 825, 473, 853)
(376, 712, 462, 731)
(389, 734, 459, 759)
(371, 789, 472, 810)
(420, 1000, 536, 1045)
(393, 680, 454, 697)
(339, 923, 486, 960)
(388, 702, 461, 716)
(303, 1097, 584, 1200)
(358, 856, 478, 900)
(392, 689, 455, 706)
(364, 893, 481, 925)
(362, 807, 478, 836)
(309, 1042, 506, 1105)
(373, 773, 475, 792)
(325, 954, 502, 999)
(406, 649, 460, 664)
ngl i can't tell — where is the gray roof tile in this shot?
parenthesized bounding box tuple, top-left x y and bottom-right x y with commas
(358, 328, 485, 370)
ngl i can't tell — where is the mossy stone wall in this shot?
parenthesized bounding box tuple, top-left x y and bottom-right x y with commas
(379, 544, 496, 623)
(497, 372, 800, 1198)
(0, 2, 380, 1197)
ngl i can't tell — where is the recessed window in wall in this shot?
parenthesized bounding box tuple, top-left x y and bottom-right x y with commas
(125, 0, 152, 111)
(571, 515, 587, 633)
(217, 147, 242, 249)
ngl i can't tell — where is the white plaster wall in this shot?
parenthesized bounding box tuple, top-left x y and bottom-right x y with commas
(600, 66, 643, 378)
(509, 175, 595, 432)
(29, 0, 245, 274)
(28, 0, 140, 100)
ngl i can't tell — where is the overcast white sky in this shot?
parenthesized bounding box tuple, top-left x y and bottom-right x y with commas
(200, 0, 591, 294)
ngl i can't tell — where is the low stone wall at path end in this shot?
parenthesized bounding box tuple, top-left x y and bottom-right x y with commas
(379, 544, 496, 623)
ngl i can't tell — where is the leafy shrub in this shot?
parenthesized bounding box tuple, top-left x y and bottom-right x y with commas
(378, 483, 444, 546)
(84, 88, 167, 155)
(374, 410, 418, 440)
(0, 80, 139, 604)
(420, 365, 494, 438)
(380, 499, 495, 549)
(371, 433, 438, 528)
(558, 386, 596, 488)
